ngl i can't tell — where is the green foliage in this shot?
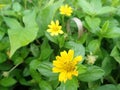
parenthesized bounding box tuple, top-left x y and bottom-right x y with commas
(78, 0, 116, 16)
(95, 84, 118, 90)
(0, 0, 120, 90)
(4, 10, 39, 57)
(0, 77, 17, 87)
(64, 41, 85, 56)
(57, 78, 79, 90)
(78, 66, 104, 82)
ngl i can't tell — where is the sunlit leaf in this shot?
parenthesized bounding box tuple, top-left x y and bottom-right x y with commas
(4, 10, 39, 57)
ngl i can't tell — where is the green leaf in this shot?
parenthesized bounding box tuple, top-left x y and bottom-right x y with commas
(37, 0, 64, 37)
(85, 16, 101, 34)
(116, 6, 120, 16)
(90, 0, 102, 10)
(57, 78, 78, 90)
(78, 0, 115, 16)
(95, 84, 118, 90)
(64, 41, 85, 57)
(57, 35, 65, 48)
(78, 66, 104, 82)
(103, 27, 120, 38)
(98, 6, 116, 15)
(110, 46, 120, 63)
(49, 76, 59, 89)
(0, 63, 12, 71)
(39, 80, 53, 90)
(78, 64, 87, 74)
(117, 84, 120, 90)
(29, 60, 42, 83)
(100, 21, 109, 34)
(4, 17, 21, 29)
(102, 56, 117, 76)
(0, 37, 9, 51)
(12, 57, 23, 65)
(12, 2, 22, 12)
(88, 81, 101, 89)
(78, 0, 97, 16)
(1, 10, 18, 17)
(37, 62, 55, 77)
(78, 0, 102, 16)
(117, 40, 120, 50)
(0, 52, 7, 63)
(19, 47, 29, 59)
(0, 0, 11, 4)
(0, 29, 5, 40)
(4, 10, 39, 57)
(0, 77, 17, 87)
(30, 43, 40, 57)
(45, 32, 58, 44)
(0, 86, 8, 90)
(87, 40, 100, 54)
(39, 38, 53, 60)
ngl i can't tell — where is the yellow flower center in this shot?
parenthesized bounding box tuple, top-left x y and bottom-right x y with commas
(53, 26, 59, 31)
(63, 8, 70, 14)
(63, 61, 75, 72)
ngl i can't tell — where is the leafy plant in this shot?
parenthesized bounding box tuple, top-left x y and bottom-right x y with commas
(0, 0, 120, 90)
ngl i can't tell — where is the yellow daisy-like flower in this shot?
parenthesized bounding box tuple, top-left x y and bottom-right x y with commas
(47, 20, 64, 36)
(59, 4, 73, 16)
(52, 50, 82, 83)
(0, 4, 6, 9)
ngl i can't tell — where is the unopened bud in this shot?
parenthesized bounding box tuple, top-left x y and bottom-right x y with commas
(2, 71, 9, 77)
(86, 53, 98, 65)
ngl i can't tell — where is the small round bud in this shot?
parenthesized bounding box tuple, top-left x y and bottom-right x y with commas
(86, 53, 98, 65)
(2, 72, 9, 77)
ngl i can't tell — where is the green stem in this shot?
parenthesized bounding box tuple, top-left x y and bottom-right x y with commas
(2, 63, 21, 77)
(24, 0, 27, 9)
(62, 15, 65, 29)
(8, 63, 20, 73)
(98, 36, 103, 45)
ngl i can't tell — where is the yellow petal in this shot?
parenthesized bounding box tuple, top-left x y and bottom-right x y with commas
(51, 33, 54, 36)
(56, 20, 59, 26)
(59, 72, 67, 82)
(59, 30, 64, 34)
(72, 70, 78, 76)
(58, 26, 62, 30)
(68, 50, 74, 61)
(66, 72, 72, 80)
(51, 21, 54, 25)
(60, 51, 68, 59)
(56, 56, 61, 60)
(52, 67, 63, 73)
(48, 25, 52, 28)
(53, 61, 61, 66)
(73, 56, 82, 65)
(47, 29, 51, 32)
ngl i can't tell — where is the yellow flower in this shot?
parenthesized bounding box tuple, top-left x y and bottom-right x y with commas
(47, 20, 63, 36)
(52, 50, 82, 83)
(59, 4, 73, 16)
(0, 4, 6, 9)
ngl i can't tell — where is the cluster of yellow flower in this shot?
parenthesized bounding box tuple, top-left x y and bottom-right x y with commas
(47, 4, 83, 83)
(47, 4, 73, 36)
